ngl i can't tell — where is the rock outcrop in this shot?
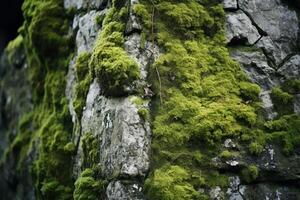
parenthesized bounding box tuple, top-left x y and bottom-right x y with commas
(224, 0, 300, 198)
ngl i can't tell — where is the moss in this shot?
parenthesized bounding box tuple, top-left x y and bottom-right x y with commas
(219, 150, 234, 159)
(271, 87, 293, 115)
(138, 108, 149, 120)
(5, 35, 24, 66)
(144, 165, 206, 200)
(281, 79, 300, 94)
(82, 133, 100, 168)
(73, 52, 92, 117)
(239, 81, 261, 101)
(73, 168, 106, 200)
(241, 165, 259, 183)
(89, 7, 140, 97)
(18, 0, 75, 199)
(249, 142, 264, 155)
(265, 114, 300, 154)
(136, 0, 262, 197)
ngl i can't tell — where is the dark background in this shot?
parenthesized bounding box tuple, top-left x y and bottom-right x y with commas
(0, 0, 24, 52)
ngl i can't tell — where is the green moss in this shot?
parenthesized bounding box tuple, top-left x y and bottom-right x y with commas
(281, 79, 300, 94)
(271, 87, 293, 114)
(241, 165, 259, 183)
(18, 0, 75, 199)
(265, 114, 300, 154)
(249, 142, 264, 155)
(219, 150, 234, 159)
(73, 52, 92, 117)
(82, 133, 100, 168)
(5, 35, 24, 66)
(144, 165, 207, 200)
(239, 81, 261, 101)
(89, 7, 140, 96)
(138, 108, 149, 120)
(73, 168, 106, 200)
(137, 0, 261, 197)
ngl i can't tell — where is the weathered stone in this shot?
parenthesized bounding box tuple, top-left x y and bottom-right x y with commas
(243, 183, 300, 200)
(226, 11, 261, 45)
(209, 186, 224, 200)
(222, 0, 238, 10)
(260, 91, 278, 120)
(239, 0, 299, 62)
(106, 181, 144, 200)
(294, 94, 300, 115)
(230, 49, 279, 90)
(64, 0, 108, 10)
(278, 54, 300, 79)
(126, 0, 142, 34)
(73, 10, 105, 54)
(80, 79, 151, 178)
(226, 176, 245, 200)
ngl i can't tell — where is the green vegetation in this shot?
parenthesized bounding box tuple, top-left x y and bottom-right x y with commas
(73, 52, 92, 117)
(144, 165, 207, 200)
(5, 35, 24, 66)
(241, 165, 259, 183)
(219, 150, 234, 159)
(82, 133, 100, 168)
(135, 0, 262, 198)
(138, 108, 150, 120)
(271, 87, 293, 114)
(89, 6, 140, 96)
(13, 0, 75, 199)
(74, 168, 106, 200)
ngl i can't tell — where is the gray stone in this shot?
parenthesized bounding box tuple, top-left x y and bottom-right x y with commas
(226, 11, 261, 45)
(278, 54, 300, 79)
(80, 79, 151, 178)
(226, 176, 245, 200)
(260, 91, 278, 120)
(243, 183, 300, 200)
(239, 0, 299, 61)
(126, 0, 142, 34)
(73, 10, 105, 54)
(106, 181, 144, 200)
(209, 186, 224, 200)
(223, 0, 238, 10)
(294, 94, 300, 115)
(64, 0, 107, 10)
(230, 49, 279, 90)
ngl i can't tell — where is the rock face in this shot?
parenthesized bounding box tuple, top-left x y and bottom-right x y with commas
(0, 41, 34, 199)
(65, 0, 156, 199)
(224, 0, 300, 198)
(0, 0, 300, 199)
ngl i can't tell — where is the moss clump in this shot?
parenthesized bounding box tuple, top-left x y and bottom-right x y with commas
(265, 114, 300, 154)
(138, 0, 261, 197)
(271, 87, 293, 114)
(281, 79, 300, 94)
(73, 168, 106, 200)
(17, 0, 75, 199)
(89, 8, 140, 96)
(241, 165, 259, 183)
(219, 150, 234, 159)
(239, 81, 261, 101)
(73, 52, 92, 117)
(144, 165, 205, 200)
(5, 35, 24, 67)
(249, 142, 264, 155)
(138, 108, 149, 121)
(82, 133, 100, 168)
